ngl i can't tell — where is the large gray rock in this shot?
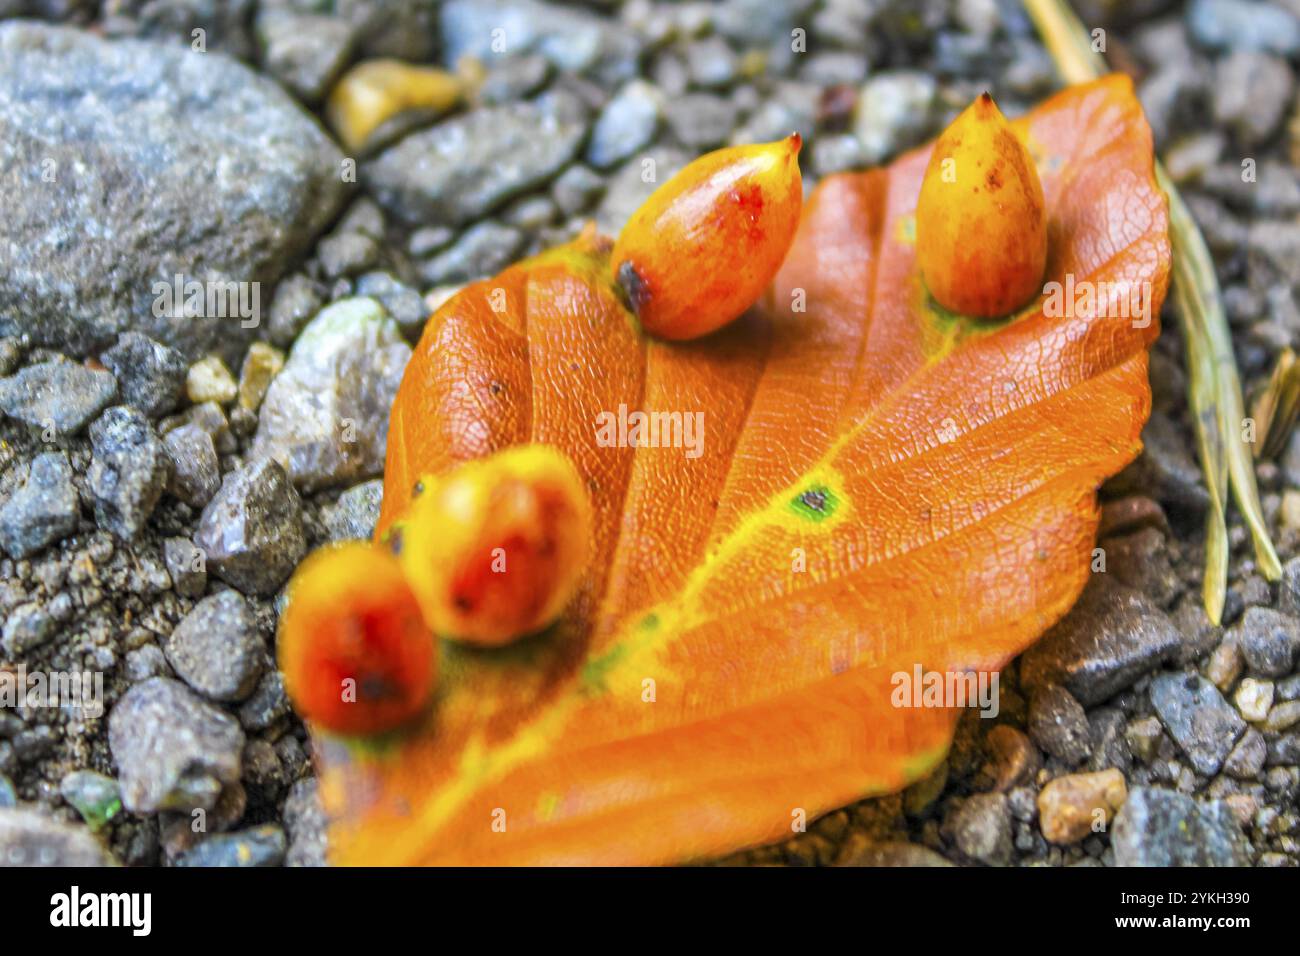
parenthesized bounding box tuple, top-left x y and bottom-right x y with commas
(0, 22, 347, 362)
(366, 91, 588, 228)
(252, 298, 410, 492)
(1021, 577, 1184, 706)
(1112, 787, 1251, 866)
(108, 677, 244, 814)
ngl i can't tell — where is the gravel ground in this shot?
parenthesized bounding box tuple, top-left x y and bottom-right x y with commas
(0, 0, 1297, 868)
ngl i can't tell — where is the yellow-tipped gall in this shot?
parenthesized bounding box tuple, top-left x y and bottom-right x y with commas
(610, 134, 803, 341)
(278, 542, 436, 736)
(916, 93, 1048, 318)
(399, 445, 592, 647)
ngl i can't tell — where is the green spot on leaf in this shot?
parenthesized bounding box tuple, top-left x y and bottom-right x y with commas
(790, 485, 840, 523)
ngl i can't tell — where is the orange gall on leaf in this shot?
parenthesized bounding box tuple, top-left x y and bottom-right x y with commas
(278, 542, 436, 737)
(916, 92, 1048, 318)
(399, 444, 592, 647)
(611, 134, 803, 340)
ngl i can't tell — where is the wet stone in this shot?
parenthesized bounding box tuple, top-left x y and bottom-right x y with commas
(1086, 706, 1132, 773)
(1234, 677, 1274, 722)
(186, 355, 238, 406)
(419, 222, 525, 287)
(1108, 412, 1210, 511)
(0, 361, 116, 436)
(161, 401, 235, 456)
(59, 770, 121, 831)
(1212, 50, 1295, 146)
(1028, 684, 1093, 766)
(283, 777, 328, 867)
(852, 71, 937, 164)
(2, 602, 55, 657)
(1021, 577, 1183, 705)
(193, 458, 306, 596)
(1206, 633, 1244, 691)
(441, 0, 641, 83)
(686, 36, 738, 89)
(1224, 727, 1268, 779)
(0, 22, 347, 361)
(1126, 713, 1167, 764)
(1234, 607, 1300, 677)
(162, 423, 221, 509)
(1111, 786, 1251, 866)
(87, 405, 171, 540)
(1100, 526, 1179, 608)
(1149, 671, 1247, 776)
(551, 164, 606, 216)
(587, 80, 661, 169)
(100, 332, 187, 419)
(1037, 769, 1127, 845)
(174, 823, 286, 867)
(1186, 0, 1300, 55)
(251, 298, 410, 491)
(108, 677, 244, 814)
(354, 273, 429, 338)
(366, 91, 589, 228)
(164, 590, 264, 702)
(836, 835, 953, 867)
(317, 231, 382, 282)
(664, 93, 737, 150)
(267, 273, 325, 349)
(325, 479, 385, 542)
(976, 725, 1040, 792)
(943, 792, 1011, 866)
(0, 451, 79, 559)
(238, 671, 291, 732)
(0, 807, 112, 866)
(256, 10, 355, 105)
(162, 536, 207, 599)
(478, 53, 552, 105)
(123, 644, 172, 683)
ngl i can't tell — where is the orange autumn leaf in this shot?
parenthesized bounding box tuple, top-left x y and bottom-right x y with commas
(318, 75, 1170, 865)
